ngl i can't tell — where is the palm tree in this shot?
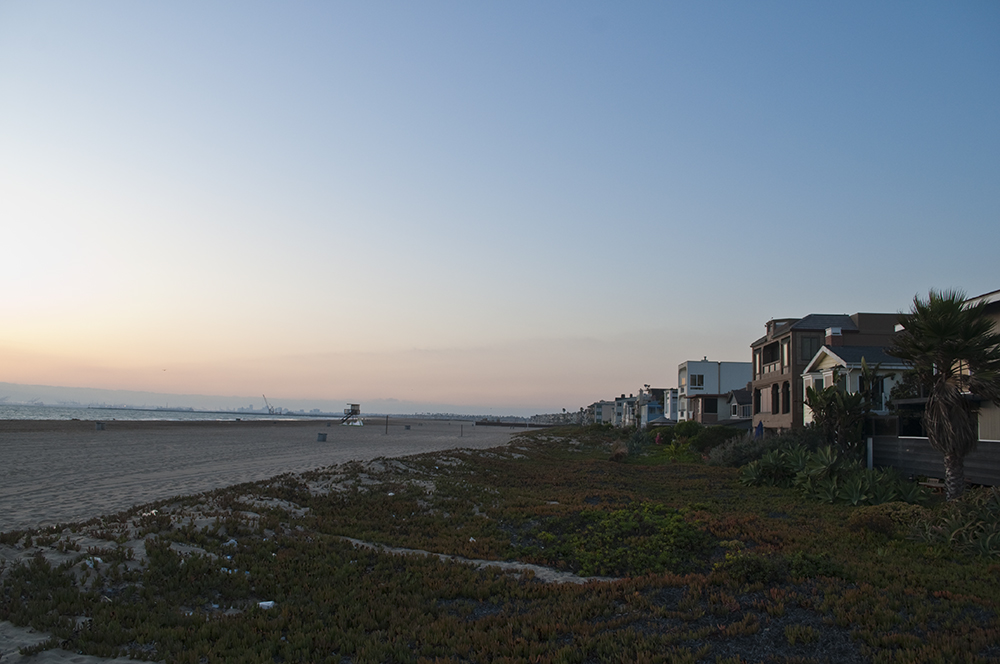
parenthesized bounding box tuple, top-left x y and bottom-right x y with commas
(889, 290, 1000, 500)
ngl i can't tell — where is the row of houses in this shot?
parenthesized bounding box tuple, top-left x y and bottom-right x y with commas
(584, 289, 1000, 441)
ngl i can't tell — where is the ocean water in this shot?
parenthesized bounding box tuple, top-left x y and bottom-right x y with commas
(0, 404, 317, 422)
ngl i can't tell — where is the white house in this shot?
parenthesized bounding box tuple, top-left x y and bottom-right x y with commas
(591, 400, 616, 425)
(800, 346, 908, 426)
(678, 359, 752, 422)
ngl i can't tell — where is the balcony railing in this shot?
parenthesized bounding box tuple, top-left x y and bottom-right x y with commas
(762, 361, 783, 375)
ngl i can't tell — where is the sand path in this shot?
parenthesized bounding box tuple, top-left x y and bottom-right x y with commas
(0, 418, 522, 533)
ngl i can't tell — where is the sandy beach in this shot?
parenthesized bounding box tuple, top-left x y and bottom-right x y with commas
(0, 418, 522, 534)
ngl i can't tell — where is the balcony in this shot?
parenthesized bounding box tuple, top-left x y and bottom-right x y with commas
(762, 361, 783, 375)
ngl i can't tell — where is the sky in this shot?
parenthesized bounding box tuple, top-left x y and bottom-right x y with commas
(1, 2, 998, 415)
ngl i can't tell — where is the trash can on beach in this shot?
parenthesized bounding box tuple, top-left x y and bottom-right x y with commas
(317, 433, 327, 442)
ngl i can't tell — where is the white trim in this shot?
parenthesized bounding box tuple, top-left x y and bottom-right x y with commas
(966, 289, 1000, 307)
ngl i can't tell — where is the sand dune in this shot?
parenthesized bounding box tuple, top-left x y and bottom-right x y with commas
(0, 418, 522, 533)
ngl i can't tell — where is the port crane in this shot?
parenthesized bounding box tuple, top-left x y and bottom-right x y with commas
(262, 395, 277, 415)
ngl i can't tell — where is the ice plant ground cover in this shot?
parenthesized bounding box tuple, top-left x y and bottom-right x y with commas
(1, 426, 999, 663)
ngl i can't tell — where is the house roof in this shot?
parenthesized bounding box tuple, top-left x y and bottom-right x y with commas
(752, 314, 858, 347)
(790, 314, 858, 331)
(726, 388, 752, 405)
(826, 346, 903, 365)
(803, 345, 908, 374)
(967, 289, 1000, 307)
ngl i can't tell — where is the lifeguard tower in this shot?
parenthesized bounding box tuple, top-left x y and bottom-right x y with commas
(341, 404, 362, 426)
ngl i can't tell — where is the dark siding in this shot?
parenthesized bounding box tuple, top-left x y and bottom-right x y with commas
(872, 436, 1000, 486)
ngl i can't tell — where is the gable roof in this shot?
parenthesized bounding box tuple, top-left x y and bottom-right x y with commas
(726, 388, 752, 405)
(803, 345, 908, 374)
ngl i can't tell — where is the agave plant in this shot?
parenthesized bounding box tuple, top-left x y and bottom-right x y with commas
(781, 445, 811, 474)
(839, 475, 871, 506)
(801, 445, 842, 480)
(814, 476, 841, 504)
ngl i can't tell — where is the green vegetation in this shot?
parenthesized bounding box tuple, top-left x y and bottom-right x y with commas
(738, 444, 930, 506)
(1, 426, 998, 663)
(707, 427, 824, 468)
(515, 502, 714, 576)
(805, 372, 867, 458)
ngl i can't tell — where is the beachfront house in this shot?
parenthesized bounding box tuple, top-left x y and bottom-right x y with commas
(965, 289, 1000, 441)
(678, 359, 752, 423)
(591, 400, 616, 425)
(615, 394, 638, 427)
(725, 387, 753, 421)
(636, 387, 670, 429)
(751, 313, 897, 433)
(801, 346, 908, 426)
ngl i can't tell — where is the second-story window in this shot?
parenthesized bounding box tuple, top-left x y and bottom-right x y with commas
(691, 374, 704, 388)
(799, 336, 821, 362)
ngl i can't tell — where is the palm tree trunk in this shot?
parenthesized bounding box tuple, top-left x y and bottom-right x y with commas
(942, 451, 966, 501)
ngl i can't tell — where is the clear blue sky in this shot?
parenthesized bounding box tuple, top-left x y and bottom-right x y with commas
(1, 2, 997, 415)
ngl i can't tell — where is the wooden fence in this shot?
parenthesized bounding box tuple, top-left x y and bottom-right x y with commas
(871, 435, 1000, 487)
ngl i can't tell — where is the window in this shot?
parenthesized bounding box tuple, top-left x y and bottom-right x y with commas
(691, 374, 704, 388)
(704, 398, 717, 414)
(731, 403, 738, 417)
(871, 376, 885, 410)
(782, 382, 790, 414)
(781, 340, 790, 367)
(762, 342, 780, 364)
(815, 378, 824, 390)
(798, 335, 821, 362)
(771, 384, 780, 415)
(753, 389, 761, 414)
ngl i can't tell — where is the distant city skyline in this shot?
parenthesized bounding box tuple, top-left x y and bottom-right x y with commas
(0, 381, 541, 418)
(2, 3, 997, 414)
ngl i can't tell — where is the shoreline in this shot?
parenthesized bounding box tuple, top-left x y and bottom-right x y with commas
(0, 418, 521, 534)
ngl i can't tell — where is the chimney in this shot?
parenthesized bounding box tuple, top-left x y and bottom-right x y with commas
(826, 327, 842, 346)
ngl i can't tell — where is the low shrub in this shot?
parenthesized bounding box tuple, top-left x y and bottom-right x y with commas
(914, 486, 1000, 558)
(715, 549, 844, 585)
(714, 550, 786, 585)
(847, 511, 896, 537)
(644, 440, 699, 463)
(739, 445, 929, 507)
(516, 502, 715, 576)
(651, 427, 676, 446)
(707, 427, 824, 467)
(849, 502, 931, 537)
(673, 420, 702, 442)
(688, 425, 745, 454)
(785, 550, 844, 579)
